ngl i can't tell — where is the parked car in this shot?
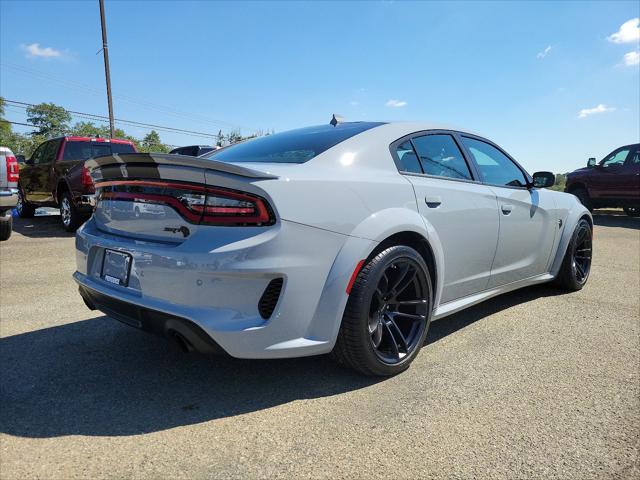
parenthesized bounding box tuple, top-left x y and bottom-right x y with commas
(169, 145, 216, 157)
(0, 146, 20, 241)
(74, 122, 591, 376)
(565, 143, 640, 216)
(16, 136, 137, 231)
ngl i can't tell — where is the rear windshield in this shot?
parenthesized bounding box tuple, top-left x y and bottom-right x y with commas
(62, 141, 135, 160)
(202, 122, 384, 164)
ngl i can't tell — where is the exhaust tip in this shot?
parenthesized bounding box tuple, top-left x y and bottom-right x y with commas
(168, 330, 194, 353)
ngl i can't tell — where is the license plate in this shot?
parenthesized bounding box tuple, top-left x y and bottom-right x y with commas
(101, 249, 132, 287)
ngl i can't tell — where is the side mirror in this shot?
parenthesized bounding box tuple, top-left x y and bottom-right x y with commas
(15, 155, 26, 164)
(587, 157, 596, 168)
(532, 171, 555, 188)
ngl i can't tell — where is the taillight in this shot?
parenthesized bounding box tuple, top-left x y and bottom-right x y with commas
(5, 155, 19, 182)
(96, 180, 274, 226)
(82, 166, 94, 186)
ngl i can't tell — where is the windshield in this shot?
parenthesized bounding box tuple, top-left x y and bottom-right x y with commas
(202, 122, 384, 164)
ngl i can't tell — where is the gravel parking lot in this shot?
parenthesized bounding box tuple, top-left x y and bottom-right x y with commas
(1, 211, 638, 479)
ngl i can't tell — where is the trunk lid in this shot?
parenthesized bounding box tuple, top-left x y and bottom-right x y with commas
(86, 153, 278, 243)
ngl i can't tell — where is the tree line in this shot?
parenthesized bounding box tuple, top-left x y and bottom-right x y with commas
(0, 97, 265, 157)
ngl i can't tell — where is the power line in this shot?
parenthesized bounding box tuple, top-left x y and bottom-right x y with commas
(1, 61, 248, 130)
(4, 99, 219, 140)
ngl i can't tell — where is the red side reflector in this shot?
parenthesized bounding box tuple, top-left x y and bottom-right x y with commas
(346, 259, 366, 295)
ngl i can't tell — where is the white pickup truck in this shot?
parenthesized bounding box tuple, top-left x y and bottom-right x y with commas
(0, 146, 20, 240)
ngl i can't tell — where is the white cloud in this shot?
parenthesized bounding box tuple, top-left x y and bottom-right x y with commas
(22, 43, 62, 58)
(623, 50, 640, 66)
(578, 104, 616, 118)
(385, 99, 407, 108)
(537, 45, 552, 59)
(349, 100, 360, 107)
(607, 18, 640, 44)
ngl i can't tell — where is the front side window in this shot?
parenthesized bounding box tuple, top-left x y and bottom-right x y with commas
(204, 122, 384, 164)
(462, 137, 527, 187)
(41, 139, 61, 164)
(411, 134, 472, 180)
(602, 148, 630, 167)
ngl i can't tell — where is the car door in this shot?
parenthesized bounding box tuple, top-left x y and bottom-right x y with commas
(590, 146, 634, 200)
(23, 140, 57, 205)
(393, 131, 500, 304)
(624, 145, 640, 201)
(459, 135, 557, 288)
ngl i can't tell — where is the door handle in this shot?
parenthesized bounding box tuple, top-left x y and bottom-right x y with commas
(501, 204, 513, 215)
(425, 196, 442, 208)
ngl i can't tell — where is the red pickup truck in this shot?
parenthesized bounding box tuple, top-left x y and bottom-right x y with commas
(565, 143, 640, 216)
(16, 136, 137, 230)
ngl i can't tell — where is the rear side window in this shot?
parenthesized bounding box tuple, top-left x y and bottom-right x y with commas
(204, 122, 384, 164)
(462, 137, 527, 187)
(396, 141, 422, 174)
(412, 134, 472, 180)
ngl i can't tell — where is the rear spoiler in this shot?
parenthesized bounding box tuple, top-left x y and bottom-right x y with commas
(85, 153, 278, 181)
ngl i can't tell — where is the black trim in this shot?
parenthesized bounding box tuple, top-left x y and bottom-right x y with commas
(258, 278, 284, 319)
(389, 129, 482, 184)
(78, 285, 228, 355)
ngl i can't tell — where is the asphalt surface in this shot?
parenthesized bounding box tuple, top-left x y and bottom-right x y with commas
(0, 211, 638, 479)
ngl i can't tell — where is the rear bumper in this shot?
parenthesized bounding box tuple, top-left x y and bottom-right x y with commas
(78, 284, 227, 354)
(0, 188, 18, 210)
(73, 217, 376, 359)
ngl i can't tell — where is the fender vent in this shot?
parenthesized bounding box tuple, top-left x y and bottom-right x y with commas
(258, 278, 283, 319)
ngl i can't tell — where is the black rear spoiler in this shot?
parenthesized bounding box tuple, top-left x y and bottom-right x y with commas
(85, 153, 278, 180)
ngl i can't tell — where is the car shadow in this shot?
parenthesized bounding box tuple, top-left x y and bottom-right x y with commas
(1, 283, 568, 439)
(591, 209, 640, 230)
(0, 315, 381, 438)
(10, 212, 75, 238)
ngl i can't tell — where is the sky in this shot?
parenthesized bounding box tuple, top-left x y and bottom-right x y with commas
(1, 0, 639, 173)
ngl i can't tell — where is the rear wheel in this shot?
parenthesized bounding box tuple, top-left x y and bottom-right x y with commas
(623, 206, 640, 217)
(16, 190, 35, 218)
(60, 191, 82, 232)
(332, 245, 432, 376)
(555, 219, 592, 291)
(0, 211, 12, 241)
(571, 187, 592, 212)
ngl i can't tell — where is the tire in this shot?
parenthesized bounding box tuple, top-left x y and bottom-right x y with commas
(554, 218, 592, 291)
(570, 187, 593, 212)
(332, 245, 433, 376)
(16, 189, 35, 218)
(59, 191, 83, 232)
(623, 206, 640, 217)
(0, 212, 12, 241)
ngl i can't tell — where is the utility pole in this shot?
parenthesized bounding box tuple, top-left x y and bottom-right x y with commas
(99, 0, 115, 138)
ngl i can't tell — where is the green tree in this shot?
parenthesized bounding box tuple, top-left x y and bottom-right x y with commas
(0, 97, 12, 145)
(216, 129, 225, 147)
(138, 130, 170, 153)
(26, 102, 71, 137)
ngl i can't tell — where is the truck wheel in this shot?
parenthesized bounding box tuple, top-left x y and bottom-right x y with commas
(60, 191, 82, 232)
(623, 207, 640, 217)
(571, 187, 593, 212)
(554, 219, 592, 291)
(0, 211, 12, 241)
(16, 190, 35, 218)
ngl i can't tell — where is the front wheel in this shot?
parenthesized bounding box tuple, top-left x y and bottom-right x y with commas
(623, 206, 640, 217)
(571, 187, 593, 212)
(16, 190, 35, 218)
(0, 211, 12, 241)
(554, 219, 593, 291)
(332, 245, 432, 376)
